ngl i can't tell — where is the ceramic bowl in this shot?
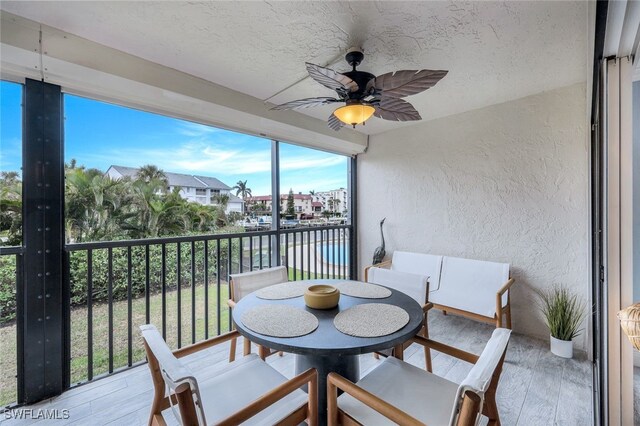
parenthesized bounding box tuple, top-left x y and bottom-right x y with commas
(304, 285, 340, 309)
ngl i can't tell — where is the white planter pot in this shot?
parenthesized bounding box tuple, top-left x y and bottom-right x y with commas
(550, 335, 573, 358)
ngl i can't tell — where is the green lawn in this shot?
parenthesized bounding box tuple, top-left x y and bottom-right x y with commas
(0, 283, 230, 407)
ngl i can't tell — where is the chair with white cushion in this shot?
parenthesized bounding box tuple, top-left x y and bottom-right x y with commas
(140, 324, 317, 426)
(228, 266, 288, 361)
(366, 267, 432, 371)
(327, 328, 511, 426)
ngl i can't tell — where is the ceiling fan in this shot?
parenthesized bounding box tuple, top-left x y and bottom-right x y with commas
(271, 49, 448, 131)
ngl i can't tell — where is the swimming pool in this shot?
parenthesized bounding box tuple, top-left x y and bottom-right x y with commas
(317, 243, 350, 266)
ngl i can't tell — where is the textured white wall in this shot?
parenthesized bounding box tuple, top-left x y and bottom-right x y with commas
(358, 83, 589, 349)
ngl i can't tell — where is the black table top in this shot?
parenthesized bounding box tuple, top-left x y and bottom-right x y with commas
(232, 279, 424, 356)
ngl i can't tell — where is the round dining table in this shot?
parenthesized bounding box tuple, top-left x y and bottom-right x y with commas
(231, 279, 424, 425)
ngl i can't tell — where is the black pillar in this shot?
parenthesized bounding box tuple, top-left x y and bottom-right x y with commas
(22, 78, 67, 403)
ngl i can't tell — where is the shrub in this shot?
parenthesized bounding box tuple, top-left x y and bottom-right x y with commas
(536, 285, 586, 341)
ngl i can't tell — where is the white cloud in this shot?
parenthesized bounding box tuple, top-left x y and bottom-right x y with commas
(86, 140, 345, 176)
(177, 121, 225, 137)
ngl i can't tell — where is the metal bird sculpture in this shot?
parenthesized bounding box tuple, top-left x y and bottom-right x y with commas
(372, 218, 386, 265)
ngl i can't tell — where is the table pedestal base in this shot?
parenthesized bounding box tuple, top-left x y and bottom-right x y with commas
(295, 353, 359, 426)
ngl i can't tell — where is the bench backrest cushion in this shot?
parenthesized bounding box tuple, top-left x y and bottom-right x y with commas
(367, 267, 429, 305)
(391, 251, 444, 291)
(430, 257, 509, 317)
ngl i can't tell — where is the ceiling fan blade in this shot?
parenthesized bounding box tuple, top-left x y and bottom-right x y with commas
(367, 69, 448, 98)
(328, 112, 345, 131)
(271, 97, 340, 111)
(306, 62, 359, 94)
(373, 97, 422, 121)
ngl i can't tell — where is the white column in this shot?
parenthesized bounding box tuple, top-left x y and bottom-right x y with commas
(606, 56, 634, 426)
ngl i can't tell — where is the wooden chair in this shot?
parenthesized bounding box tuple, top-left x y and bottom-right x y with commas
(140, 324, 317, 426)
(228, 266, 288, 361)
(327, 328, 511, 426)
(366, 266, 433, 371)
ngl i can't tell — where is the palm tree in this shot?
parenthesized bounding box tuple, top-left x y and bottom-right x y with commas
(136, 165, 168, 186)
(125, 179, 184, 238)
(65, 169, 127, 242)
(232, 180, 252, 200)
(0, 171, 20, 185)
(213, 193, 230, 208)
(333, 198, 341, 214)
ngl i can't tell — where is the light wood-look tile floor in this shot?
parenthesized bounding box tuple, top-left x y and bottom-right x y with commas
(0, 313, 593, 425)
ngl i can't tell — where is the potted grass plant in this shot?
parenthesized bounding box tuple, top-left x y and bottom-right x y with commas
(537, 285, 586, 358)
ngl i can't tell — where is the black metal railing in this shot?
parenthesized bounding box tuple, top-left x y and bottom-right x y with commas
(63, 225, 351, 387)
(0, 246, 24, 408)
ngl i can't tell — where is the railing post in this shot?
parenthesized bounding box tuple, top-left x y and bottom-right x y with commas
(15, 251, 24, 404)
(21, 78, 67, 403)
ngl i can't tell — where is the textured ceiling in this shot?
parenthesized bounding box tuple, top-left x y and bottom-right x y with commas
(1, 1, 588, 135)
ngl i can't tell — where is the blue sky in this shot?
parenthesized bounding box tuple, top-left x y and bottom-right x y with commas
(0, 81, 347, 196)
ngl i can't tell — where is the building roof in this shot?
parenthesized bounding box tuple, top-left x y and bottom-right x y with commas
(108, 165, 229, 190)
(311, 202, 323, 207)
(228, 194, 243, 204)
(194, 175, 231, 190)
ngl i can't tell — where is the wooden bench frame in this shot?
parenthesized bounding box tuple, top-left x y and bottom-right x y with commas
(142, 329, 318, 426)
(327, 334, 507, 426)
(364, 261, 516, 329)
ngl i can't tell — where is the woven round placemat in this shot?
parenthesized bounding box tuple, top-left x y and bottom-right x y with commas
(334, 303, 409, 338)
(255, 282, 307, 300)
(241, 305, 318, 337)
(334, 281, 391, 299)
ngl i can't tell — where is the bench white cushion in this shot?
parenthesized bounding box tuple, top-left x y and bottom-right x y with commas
(367, 268, 429, 305)
(391, 251, 443, 291)
(430, 256, 510, 318)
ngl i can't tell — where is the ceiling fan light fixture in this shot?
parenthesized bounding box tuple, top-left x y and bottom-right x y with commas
(333, 101, 375, 128)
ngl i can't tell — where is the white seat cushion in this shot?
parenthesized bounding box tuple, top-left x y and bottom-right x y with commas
(391, 251, 444, 291)
(367, 267, 429, 305)
(230, 266, 288, 301)
(430, 257, 510, 317)
(337, 357, 458, 426)
(197, 354, 308, 425)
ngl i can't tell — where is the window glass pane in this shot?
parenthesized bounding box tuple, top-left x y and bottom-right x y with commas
(0, 81, 22, 246)
(63, 94, 273, 383)
(277, 142, 349, 281)
(0, 80, 23, 407)
(278, 142, 348, 222)
(64, 94, 273, 241)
